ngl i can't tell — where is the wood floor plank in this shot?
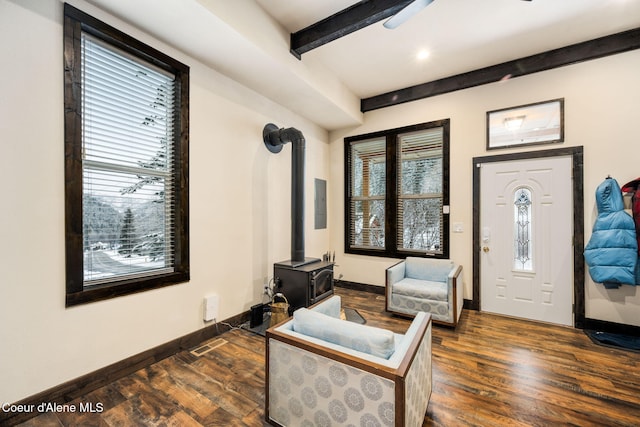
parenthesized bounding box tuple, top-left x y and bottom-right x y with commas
(142, 362, 217, 421)
(161, 411, 201, 427)
(242, 408, 271, 427)
(14, 412, 63, 427)
(200, 406, 250, 427)
(100, 399, 155, 427)
(183, 346, 261, 420)
(111, 374, 178, 425)
(14, 286, 640, 426)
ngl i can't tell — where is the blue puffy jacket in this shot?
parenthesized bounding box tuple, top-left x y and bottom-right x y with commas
(584, 178, 638, 288)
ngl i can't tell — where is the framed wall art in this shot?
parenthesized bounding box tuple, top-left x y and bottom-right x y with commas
(487, 98, 564, 150)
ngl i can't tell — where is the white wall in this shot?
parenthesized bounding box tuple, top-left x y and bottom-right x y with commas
(0, 0, 330, 403)
(329, 49, 640, 328)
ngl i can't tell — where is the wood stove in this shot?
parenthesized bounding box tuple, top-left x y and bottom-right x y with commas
(263, 124, 334, 312)
(273, 260, 334, 312)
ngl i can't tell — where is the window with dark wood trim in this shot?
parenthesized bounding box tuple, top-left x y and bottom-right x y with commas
(64, 4, 189, 306)
(344, 120, 449, 259)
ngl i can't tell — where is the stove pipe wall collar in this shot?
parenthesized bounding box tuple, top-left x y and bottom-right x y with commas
(263, 123, 305, 152)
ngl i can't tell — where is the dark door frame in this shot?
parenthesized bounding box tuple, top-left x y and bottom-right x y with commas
(471, 146, 585, 328)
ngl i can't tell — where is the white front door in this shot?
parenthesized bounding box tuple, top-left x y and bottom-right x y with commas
(480, 156, 573, 326)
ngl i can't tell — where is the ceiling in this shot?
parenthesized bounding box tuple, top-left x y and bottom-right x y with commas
(85, 0, 640, 130)
(256, 0, 640, 98)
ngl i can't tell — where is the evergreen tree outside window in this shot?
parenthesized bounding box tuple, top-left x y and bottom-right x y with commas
(64, 5, 189, 306)
(118, 208, 136, 258)
(345, 120, 449, 259)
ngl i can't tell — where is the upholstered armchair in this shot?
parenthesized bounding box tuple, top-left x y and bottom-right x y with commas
(266, 295, 432, 427)
(386, 257, 463, 327)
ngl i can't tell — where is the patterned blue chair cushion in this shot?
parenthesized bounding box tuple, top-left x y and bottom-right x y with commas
(392, 277, 448, 301)
(391, 294, 450, 322)
(292, 307, 396, 359)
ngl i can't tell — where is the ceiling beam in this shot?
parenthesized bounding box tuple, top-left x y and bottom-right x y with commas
(361, 27, 640, 112)
(290, 0, 413, 59)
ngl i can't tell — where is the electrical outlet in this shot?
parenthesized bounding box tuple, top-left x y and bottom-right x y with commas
(203, 294, 219, 321)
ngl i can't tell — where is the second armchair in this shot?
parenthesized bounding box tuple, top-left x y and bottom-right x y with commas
(386, 257, 463, 327)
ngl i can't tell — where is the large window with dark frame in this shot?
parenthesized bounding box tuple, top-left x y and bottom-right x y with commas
(345, 120, 449, 259)
(64, 4, 190, 306)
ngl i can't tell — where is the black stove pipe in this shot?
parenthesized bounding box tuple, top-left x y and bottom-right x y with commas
(263, 124, 306, 264)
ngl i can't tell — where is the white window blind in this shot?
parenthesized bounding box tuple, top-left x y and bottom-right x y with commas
(397, 128, 444, 254)
(348, 138, 386, 249)
(81, 33, 176, 285)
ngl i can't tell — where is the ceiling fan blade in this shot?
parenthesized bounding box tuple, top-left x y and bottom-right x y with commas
(383, 0, 434, 29)
(383, 0, 530, 30)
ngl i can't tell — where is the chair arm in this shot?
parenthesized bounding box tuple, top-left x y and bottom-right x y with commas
(447, 264, 462, 282)
(386, 260, 406, 286)
(386, 260, 406, 308)
(387, 311, 430, 366)
(447, 265, 463, 324)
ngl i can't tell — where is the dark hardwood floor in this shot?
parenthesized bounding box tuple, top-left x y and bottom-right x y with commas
(16, 287, 640, 426)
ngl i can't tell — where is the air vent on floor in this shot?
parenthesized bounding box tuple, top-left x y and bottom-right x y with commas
(190, 338, 227, 357)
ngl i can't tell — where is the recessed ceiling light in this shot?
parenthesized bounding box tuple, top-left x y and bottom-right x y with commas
(416, 50, 430, 61)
